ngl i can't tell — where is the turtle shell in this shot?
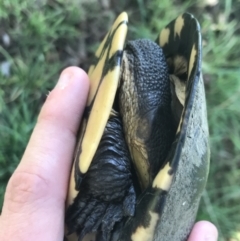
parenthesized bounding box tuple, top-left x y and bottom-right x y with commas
(65, 12, 210, 241)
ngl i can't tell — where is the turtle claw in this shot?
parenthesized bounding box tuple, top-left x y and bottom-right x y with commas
(66, 193, 107, 239)
(101, 204, 123, 241)
(77, 200, 107, 241)
(66, 187, 135, 241)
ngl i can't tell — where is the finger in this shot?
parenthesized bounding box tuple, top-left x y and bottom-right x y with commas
(0, 67, 89, 241)
(188, 221, 218, 241)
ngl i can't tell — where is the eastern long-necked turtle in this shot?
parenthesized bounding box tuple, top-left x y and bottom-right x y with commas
(65, 12, 210, 241)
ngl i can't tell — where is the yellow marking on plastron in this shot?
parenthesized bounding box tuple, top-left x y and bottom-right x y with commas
(67, 117, 88, 204)
(188, 44, 197, 79)
(130, 144, 149, 190)
(172, 55, 188, 76)
(109, 19, 126, 58)
(79, 66, 121, 173)
(88, 12, 128, 105)
(159, 28, 170, 47)
(77, 12, 128, 174)
(131, 211, 159, 241)
(87, 50, 107, 105)
(152, 162, 173, 191)
(67, 167, 79, 205)
(170, 75, 186, 106)
(176, 114, 184, 134)
(174, 15, 184, 38)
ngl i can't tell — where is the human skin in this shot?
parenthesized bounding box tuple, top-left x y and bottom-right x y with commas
(0, 67, 218, 241)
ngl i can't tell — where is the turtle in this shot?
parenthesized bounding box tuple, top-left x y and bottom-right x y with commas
(65, 12, 210, 241)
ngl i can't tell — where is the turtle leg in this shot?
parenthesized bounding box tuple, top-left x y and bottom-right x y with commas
(65, 115, 136, 241)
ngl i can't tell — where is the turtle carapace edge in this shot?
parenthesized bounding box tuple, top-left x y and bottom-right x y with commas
(65, 12, 210, 241)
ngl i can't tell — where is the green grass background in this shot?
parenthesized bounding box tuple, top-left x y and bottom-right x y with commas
(0, 0, 240, 240)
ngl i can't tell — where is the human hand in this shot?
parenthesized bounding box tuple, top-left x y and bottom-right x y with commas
(0, 67, 218, 241)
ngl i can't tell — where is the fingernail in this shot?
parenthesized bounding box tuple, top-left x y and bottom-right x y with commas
(204, 230, 218, 241)
(56, 71, 74, 90)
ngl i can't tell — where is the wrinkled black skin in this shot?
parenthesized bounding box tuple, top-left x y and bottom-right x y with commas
(65, 116, 136, 241)
(65, 40, 175, 241)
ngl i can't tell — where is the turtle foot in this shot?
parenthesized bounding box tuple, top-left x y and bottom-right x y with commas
(65, 184, 136, 241)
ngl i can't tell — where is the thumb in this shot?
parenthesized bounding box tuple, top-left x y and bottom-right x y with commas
(0, 67, 89, 241)
(188, 221, 218, 241)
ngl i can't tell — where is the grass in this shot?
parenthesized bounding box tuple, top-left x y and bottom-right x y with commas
(0, 0, 240, 240)
(198, 2, 240, 239)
